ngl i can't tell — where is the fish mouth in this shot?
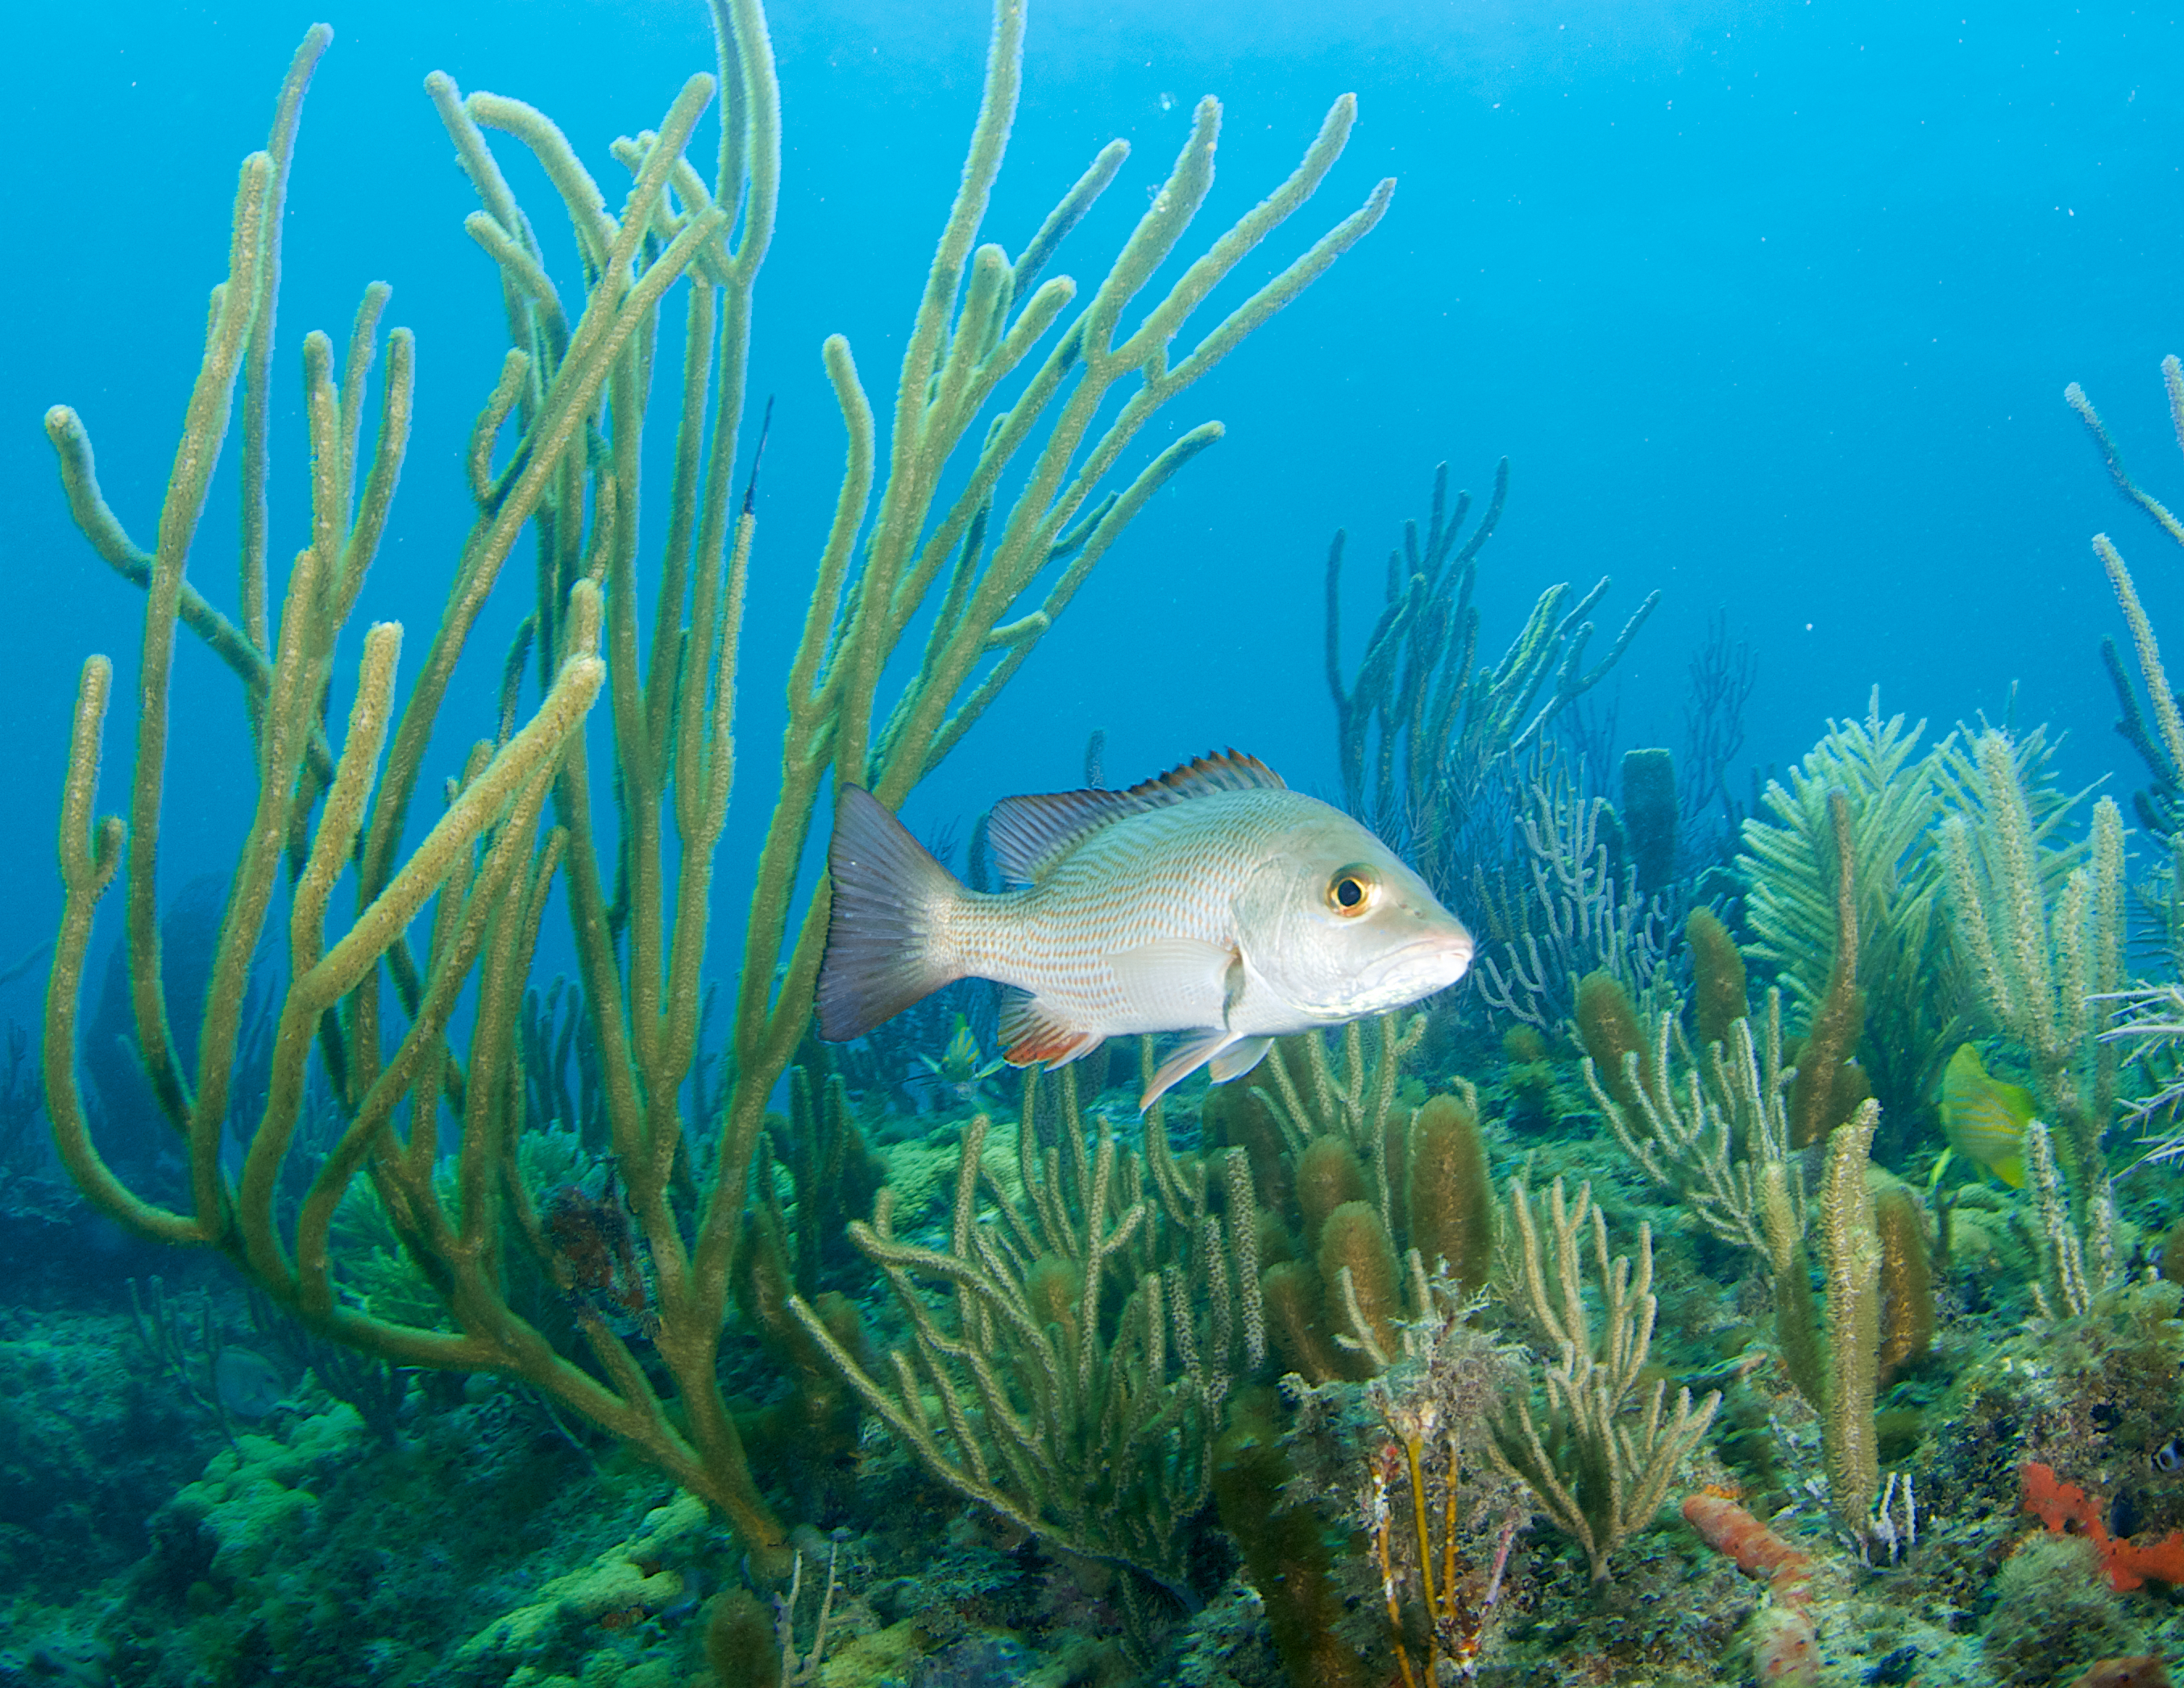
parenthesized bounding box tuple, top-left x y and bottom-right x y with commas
(1365, 928, 1475, 996)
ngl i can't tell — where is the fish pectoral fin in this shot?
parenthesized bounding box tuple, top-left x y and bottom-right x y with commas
(1108, 938, 1238, 1025)
(1207, 1036, 1274, 1083)
(1140, 1029, 1246, 1109)
(998, 993, 1104, 1069)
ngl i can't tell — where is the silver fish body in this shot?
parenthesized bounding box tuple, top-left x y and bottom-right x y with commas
(818, 752, 1473, 1104)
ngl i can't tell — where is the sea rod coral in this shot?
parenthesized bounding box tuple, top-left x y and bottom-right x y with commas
(39, 0, 1389, 1577)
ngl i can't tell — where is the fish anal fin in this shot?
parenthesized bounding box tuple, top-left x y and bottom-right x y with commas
(999, 994, 1104, 1068)
(987, 749, 1285, 883)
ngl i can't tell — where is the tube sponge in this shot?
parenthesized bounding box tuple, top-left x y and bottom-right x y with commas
(1576, 969, 1646, 1112)
(1681, 1492, 1819, 1688)
(1293, 1134, 1368, 1254)
(1261, 1259, 1344, 1384)
(1873, 1182, 1935, 1385)
(1318, 1199, 1401, 1373)
(1212, 1387, 1370, 1688)
(1405, 1091, 1493, 1294)
(1687, 907, 1749, 1054)
(1621, 746, 1680, 894)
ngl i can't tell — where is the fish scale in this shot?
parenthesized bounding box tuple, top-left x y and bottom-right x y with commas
(952, 796, 1298, 1023)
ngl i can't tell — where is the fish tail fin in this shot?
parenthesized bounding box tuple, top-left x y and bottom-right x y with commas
(819, 785, 968, 1041)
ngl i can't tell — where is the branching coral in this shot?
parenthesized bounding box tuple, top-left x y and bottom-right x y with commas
(1938, 730, 2124, 1191)
(1325, 461, 1658, 897)
(1585, 987, 1912, 1533)
(1738, 696, 1959, 1131)
(0, 1022, 43, 1197)
(1488, 1178, 1720, 1581)
(1473, 758, 1674, 1033)
(2067, 368, 2184, 832)
(1680, 610, 1758, 834)
(786, 1069, 1261, 1599)
(2099, 980, 2184, 1167)
(1583, 988, 1801, 1265)
(40, 0, 1389, 1578)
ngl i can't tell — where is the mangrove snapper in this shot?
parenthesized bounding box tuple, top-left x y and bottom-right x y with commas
(817, 751, 1474, 1106)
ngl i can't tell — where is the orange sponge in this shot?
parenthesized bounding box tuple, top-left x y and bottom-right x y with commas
(2021, 1461, 2184, 1592)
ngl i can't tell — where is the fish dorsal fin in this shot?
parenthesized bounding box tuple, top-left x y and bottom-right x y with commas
(987, 750, 1286, 883)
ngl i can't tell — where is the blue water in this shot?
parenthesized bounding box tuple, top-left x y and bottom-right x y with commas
(8, 0, 2182, 972)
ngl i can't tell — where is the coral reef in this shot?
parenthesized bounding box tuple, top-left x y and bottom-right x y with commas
(19, 6, 2184, 1687)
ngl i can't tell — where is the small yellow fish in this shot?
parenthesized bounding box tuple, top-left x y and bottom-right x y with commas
(819, 751, 1474, 1106)
(1940, 1042, 2034, 1187)
(920, 1014, 1004, 1090)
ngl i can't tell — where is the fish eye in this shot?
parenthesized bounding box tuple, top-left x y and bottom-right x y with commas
(1327, 865, 1376, 916)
